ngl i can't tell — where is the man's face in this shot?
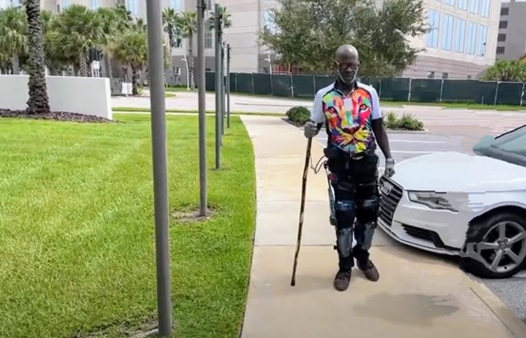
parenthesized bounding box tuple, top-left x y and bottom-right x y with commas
(334, 54, 359, 86)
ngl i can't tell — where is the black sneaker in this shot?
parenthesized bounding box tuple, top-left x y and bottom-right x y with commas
(333, 269, 352, 291)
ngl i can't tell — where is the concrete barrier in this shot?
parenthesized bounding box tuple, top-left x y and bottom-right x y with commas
(0, 75, 112, 119)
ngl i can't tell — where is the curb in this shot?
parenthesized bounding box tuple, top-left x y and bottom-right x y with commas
(464, 276, 526, 337)
(386, 128, 429, 134)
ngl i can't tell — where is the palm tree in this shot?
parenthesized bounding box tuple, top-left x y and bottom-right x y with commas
(112, 29, 147, 95)
(208, 6, 232, 31)
(24, 0, 50, 114)
(96, 7, 119, 79)
(0, 6, 28, 74)
(162, 8, 181, 49)
(482, 60, 526, 82)
(176, 11, 197, 89)
(51, 5, 104, 77)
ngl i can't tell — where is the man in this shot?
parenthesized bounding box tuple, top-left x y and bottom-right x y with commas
(304, 44, 395, 291)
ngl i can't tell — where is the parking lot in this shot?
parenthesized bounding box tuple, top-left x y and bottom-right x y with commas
(316, 130, 526, 325)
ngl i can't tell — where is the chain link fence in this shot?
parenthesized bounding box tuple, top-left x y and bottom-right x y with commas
(204, 72, 526, 106)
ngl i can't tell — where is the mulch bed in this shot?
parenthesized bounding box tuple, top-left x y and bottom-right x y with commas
(0, 109, 113, 123)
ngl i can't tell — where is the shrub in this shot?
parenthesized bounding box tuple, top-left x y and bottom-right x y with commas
(286, 106, 311, 125)
(382, 111, 424, 131)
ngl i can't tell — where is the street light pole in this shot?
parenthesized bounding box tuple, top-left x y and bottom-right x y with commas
(197, 0, 207, 216)
(221, 42, 225, 135)
(226, 43, 231, 128)
(214, 4, 222, 169)
(145, 0, 172, 336)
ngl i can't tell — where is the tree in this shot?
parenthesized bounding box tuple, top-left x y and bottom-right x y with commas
(208, 5, 232, 30)
(24, 0, 50, 114)
(176, 11, 197, 89)
(50, 5, 104, 77)
(112, 29, 148, 95)
(482, 60, 526, 82)
(259, 0, 427, 77)
(162, 8, 181, 49)
(0, 6, 27, 74)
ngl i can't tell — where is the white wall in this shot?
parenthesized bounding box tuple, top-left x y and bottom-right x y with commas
(0, 75, 112, 120)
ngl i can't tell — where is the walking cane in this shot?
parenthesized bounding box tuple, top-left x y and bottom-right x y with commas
(290, 137, 313, 286)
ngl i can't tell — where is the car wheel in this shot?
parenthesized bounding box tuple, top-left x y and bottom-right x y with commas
(461, 211, 526, 279)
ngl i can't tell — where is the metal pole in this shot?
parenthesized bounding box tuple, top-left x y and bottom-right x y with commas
(226, 43, 231, 128)
(197, 0, 207, 216)
(221, 42, 225, 136)
(214, 4, 221, 169)
(145, 1, 172, 336)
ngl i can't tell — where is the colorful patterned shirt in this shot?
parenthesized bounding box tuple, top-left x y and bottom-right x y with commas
(310, 81, 382, 156)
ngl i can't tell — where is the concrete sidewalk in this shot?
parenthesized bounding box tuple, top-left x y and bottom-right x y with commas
(240, 115, 526, 338)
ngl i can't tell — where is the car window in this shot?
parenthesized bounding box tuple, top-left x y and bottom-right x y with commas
(493, 126, 526, 156)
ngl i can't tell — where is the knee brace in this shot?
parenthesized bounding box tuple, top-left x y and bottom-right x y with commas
(336, 227, 354, 257)
(334, 199, 355, 225)
(356, 194, 380, 224)
(355, 221, 376, 251)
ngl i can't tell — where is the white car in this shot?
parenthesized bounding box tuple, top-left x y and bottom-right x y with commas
(378, 125, 526, 278)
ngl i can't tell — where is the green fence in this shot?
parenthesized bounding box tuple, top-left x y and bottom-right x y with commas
(205, 72, 526, 106)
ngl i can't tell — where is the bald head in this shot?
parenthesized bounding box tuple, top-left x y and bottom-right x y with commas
(335, 44, 359, 63)
(334, 44, 360, 87)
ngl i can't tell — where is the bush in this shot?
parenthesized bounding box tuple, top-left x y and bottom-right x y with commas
(382, 111, 424, 131)
(286, 106, 311, 125)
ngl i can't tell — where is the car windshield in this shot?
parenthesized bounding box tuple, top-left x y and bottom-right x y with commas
(493, 125, 526, 156)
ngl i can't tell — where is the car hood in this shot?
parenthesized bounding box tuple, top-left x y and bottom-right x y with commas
(390, 152, 526, 192)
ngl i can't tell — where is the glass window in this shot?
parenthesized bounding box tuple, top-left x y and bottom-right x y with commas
(498, 34, 506, 42)
(170, 0, 180, 10)
(501, 8, 509, 15)
(493, 126, 526, 158)
(61, 0, 68, 8)
(205, 24, 213, 49)
(91, 0, 100, 9)
(496, 46, 505, 54)
(465, 21, 476, 54)
(440, 14, 453, 51)
(476, 25, 487, 56)
(426, 10, 440, 48)
(480, 0, 490, 17)
(469, 0, 479, 14)
(445, 0, 455, 5)
(458, 0, 468, 10)
(454, 18, 466, 53)
(499, 21, 508, 29)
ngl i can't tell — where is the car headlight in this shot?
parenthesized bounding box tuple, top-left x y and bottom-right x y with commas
(407, 191, 458, 212)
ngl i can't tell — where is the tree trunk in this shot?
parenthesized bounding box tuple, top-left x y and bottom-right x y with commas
(188, 32, 195, 89)
(104, 55, 113, 79)
(11, 55, 20, 75)
(131, 66, 138, 95)
(25, 0, 50, 114)
(79, 52, 89, 77)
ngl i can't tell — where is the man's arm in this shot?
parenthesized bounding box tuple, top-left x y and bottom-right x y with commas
(370, 87, 392, 159)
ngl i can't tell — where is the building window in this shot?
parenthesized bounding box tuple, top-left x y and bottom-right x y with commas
(444, 0, 454, 5)
(476, 25, 487, 56)
(480, 0, 490, 18)
(469, 0, 479, 15)
(498, 34, 506, 42)
(465, 21, 477, 55)
(442, 72, 449, 79)
(61, 0, 68, 9)
(170, 0, 180, 10)
(428, 71, 435, 79)
(467, 75, 472, 80)
(426, 10, 440, 49)
(501, 8, 509, 16)
(458, 0, 468, 10)
(440, 14, 453, 51)
(454, 18, 466, 53)
(126, 0, 137, 16)
(205, 24, 213, 49)
(91, 0, 100, 9)
(263, 9, 277, 33)
(499, 21, 508, 29)
(496, 46, 505, 54)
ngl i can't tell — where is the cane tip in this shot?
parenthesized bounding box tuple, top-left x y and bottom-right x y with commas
(290, 280, 295, 287)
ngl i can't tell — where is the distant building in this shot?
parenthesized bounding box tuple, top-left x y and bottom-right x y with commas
(496, 0, 526, 61)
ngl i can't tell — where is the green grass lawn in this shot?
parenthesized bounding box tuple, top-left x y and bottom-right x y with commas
(0, 114, 255, 338)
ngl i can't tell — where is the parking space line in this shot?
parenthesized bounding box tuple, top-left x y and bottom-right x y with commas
(391, 150, 448, 154)
(390, 140, 446, 144)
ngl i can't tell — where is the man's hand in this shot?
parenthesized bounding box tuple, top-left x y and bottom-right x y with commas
(384, 158, 395, 177)
(304, 121, 319, 139)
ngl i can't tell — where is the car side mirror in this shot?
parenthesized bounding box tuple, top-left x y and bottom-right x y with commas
(473, 135, 495, 155)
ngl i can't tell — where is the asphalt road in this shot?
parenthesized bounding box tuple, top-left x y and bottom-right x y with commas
(315, 130, 526, 325)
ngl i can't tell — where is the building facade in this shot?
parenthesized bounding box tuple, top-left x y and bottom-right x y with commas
(402, 0, 500, 79)
(496, 0, 526, 61)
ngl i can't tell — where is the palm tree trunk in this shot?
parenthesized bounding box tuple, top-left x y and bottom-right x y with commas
(25, 0, 50, 114)
(104, 55, 113, 79)
(131, 65, 138, 95)
(11, 55, 20, 75)
(188, 33, 194, 89)
(79, 52, 89, 77)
